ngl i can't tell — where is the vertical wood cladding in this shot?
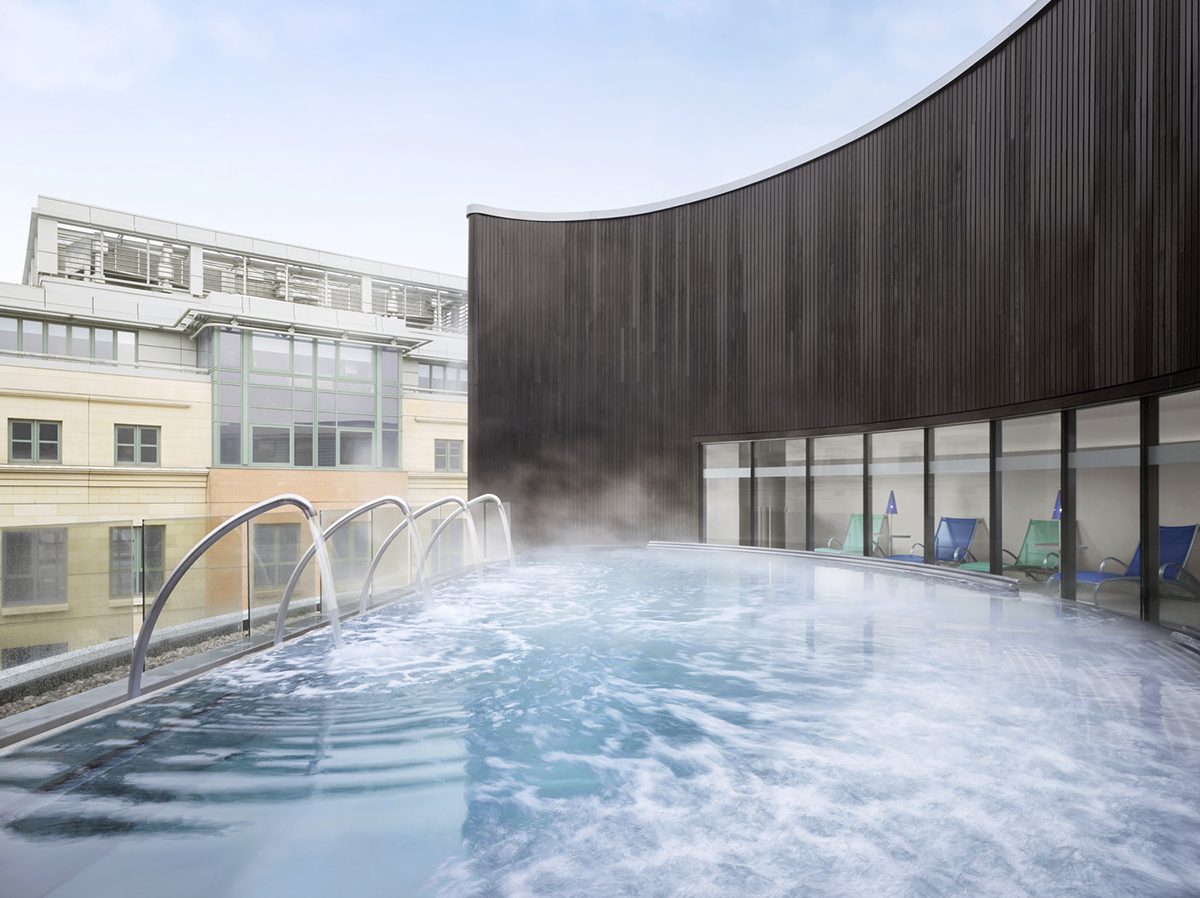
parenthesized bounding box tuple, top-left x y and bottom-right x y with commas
(469, 0, 1200, 546)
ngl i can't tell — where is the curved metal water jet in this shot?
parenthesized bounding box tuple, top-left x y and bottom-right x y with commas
(273, 496, 422, 646)
(128, 494, 332, 699)
(464, 493, 515, 567)
(359, 495, 486, 612)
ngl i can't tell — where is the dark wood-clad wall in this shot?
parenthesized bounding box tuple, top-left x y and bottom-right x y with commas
(469, 0, 1200, 546)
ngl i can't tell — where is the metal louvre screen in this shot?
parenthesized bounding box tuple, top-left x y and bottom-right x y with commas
(57, 225, 189, 291)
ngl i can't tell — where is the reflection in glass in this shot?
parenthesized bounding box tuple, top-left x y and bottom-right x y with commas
(0, 317, 16, 351)
(219, 329, 242, 369)
(752, 439, 805, 549)
(20, 320, 42, 353)
(94, 328, 113, 360)
(339, 431, 374, 466)
(69, 326, 90, 357)
(988, 413, 1061, 588)
(930, 423, 988, 566)
(251, 332, 290, 371)
(116, 331, 135, 363)
(251, 426, 291, 464)
(703, 443, 751, 546)
(1155, 390, 1200, 630)
(812, 435, 869, 555)
(870, 430, 923, 560)
(46, 323, 67, 356)
(1073, 402, 1140, 617)
(338, 344, 374, 380)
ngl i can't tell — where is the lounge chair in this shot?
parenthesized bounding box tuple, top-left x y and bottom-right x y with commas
(889, 516, 978, 565)
(1076, 524, 1198, 601)
(816, 513, 886, 556)
(961, 519, 1059, 579)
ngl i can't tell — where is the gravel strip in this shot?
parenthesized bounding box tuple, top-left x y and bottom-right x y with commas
(0, 631, 248, 719)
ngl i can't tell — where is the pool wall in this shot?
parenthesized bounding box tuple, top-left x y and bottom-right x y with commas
(466, 0, 1200, 633)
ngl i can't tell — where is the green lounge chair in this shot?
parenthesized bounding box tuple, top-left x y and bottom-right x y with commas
(960, 519, 1059, 579)
(816, 514, 886, 556)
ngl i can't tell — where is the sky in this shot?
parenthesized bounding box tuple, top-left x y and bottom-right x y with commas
(0, 0, 1031, 281)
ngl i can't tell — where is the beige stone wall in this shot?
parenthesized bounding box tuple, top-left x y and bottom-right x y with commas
(0, 363, 211, 471)
(402, 393, 468, 504)
(206, 467, 410, 518)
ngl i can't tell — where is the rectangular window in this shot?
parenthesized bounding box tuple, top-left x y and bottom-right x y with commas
(219, 422, 242, 465)
(434, 438, 463, 473)
(382, 429, 399, 469)
(219, 328, 243, 369)
(109, 524, 166, 597)
(20, 320, 42, 353)
(9, 420, 60, 464)
(251, 426, 292, 464)
(0, 317, 18, 351)
(2, 528, 68, 607)
(339, 430, 374, 466)
(417, 362, 466, 394)
(253, 522, 301, 589)
(116, 331, 136, 363)
(703, 442, 752, 546)
(337, 344, 374, 380)
(94, 328, 114, 360)
(69, 325, 90, 357)
(251, 332, 291, 372)
(115, 425, 160, 466)
(46, 323, 67, 355)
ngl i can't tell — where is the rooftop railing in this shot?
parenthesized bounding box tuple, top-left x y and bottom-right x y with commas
(48, 221, 467, 336)
(57, 224, 190, 292)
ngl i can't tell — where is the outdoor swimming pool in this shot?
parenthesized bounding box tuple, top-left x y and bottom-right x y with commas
(1, 547, 1198, 897)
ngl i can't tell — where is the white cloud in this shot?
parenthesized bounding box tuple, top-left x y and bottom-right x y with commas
(0, 0, 176, 90)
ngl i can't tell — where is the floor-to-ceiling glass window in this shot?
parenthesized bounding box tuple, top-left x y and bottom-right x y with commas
(1073, 401, 1140, 617)
(812, 435, 868, 555)
(213, 327, 401, 469)
(994, 413, 1061, 589)
(930, 423, 989, 566)
(869, 430, 923, 561)
(1155, 389, 1200, 631)
(752, 439, 806, 549)
(703, 442, 751, 546)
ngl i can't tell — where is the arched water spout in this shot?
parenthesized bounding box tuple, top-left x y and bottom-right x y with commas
(470, 494, 514, 566)
(414, 498, 487, 585)
(273, 496, 422, 646)
(359, 496, 483, 611)
(128, 494, 333, 699)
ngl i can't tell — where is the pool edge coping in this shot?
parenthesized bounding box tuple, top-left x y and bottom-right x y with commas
(646, 541, 1022, 593)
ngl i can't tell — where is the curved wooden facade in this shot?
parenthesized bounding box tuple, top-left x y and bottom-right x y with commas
(468, 0, 1200, 545)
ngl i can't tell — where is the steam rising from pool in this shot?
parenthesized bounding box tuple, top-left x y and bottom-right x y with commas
(1, 549, 1198, 897)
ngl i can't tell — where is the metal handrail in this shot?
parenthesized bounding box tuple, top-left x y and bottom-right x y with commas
(273, 496, 422, 646)
(128, 494, 328, 699)
(358, 496, 483, 612)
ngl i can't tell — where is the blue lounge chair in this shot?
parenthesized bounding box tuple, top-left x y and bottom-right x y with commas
(815, 514, 886, 556)
(890, 516, 978, 565)
(1077, 524, 1198, 601)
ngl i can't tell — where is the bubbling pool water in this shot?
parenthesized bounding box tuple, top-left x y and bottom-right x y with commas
(0, 548, 1198, 897)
